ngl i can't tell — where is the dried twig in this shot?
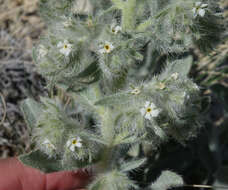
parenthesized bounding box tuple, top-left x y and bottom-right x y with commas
(0, 93, 7, 126)
(185, 184, 228, 189)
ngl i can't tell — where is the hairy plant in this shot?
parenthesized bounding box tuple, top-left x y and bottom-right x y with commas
(19, 0, 223, 189)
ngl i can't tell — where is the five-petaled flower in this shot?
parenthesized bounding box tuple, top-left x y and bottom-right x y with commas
(42, 139, 56, 150)
(57, 40, 73, 56)
(111, 24, 122, 34)
(192, 2, 208, 18)
(140, 101, 161, 120)
(99, 41, 114, 54)
(67, 137, 82, 152)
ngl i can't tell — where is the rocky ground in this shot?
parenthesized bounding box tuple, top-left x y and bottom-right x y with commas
(0, 0, 46, 158)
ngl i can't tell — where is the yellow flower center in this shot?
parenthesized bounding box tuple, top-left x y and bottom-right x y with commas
(146, 108, 152, 113)
(72, 139, 77, 144)
(112, 28, 116, 33)
(104, 45, 110, 50)
(64, 44, 68, 49)
(135, 89, 139, 93)
(132, 88, 140, 95)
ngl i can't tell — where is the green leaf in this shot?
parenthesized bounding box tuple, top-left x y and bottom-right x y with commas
(111, 0, 124, 9)
(120, 158, 146, 172)
(19, 150, 63, 172)
(150, 170, 184, 190)
(171, 56, 193, 76)
(80, 131, 108, 145)
(130, 50, 144, 61)
(94, 92, 131, 106)
(57, 62, 100, 93)
(113, 131, 145, 146)
(32, 47, 38, 65)
(114, 134, 136, 145)
(72, 94, 96, 113)
(160, 56, 193, 80)
(76, 62, 99, 79)
(136, 18, 153, 32)
(20, 98, 43, 129)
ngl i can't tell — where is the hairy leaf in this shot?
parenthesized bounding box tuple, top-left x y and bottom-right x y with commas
(170, 56, 193, 76)
(19, 150, 63, 172)
(94, 92, 131, 106)
(20, 99, 43, 129)
(120, 158, 146, 172)
(150, 170, 184, 190)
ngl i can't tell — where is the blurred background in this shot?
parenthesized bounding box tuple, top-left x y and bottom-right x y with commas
(0, 0, 227, 189)
(0, 0, 46, 157)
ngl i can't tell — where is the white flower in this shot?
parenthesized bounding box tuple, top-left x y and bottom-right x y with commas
(111, 24, 122, 34)
(57, 40, 73, 56)
(98, 41, 114, 54)
(38, 45, 48, 58)
(42, 139, 56, 150)
(171, 72, 179, 80)
(66, 137, 82, 152)
(140, 101, 161, 120)
(192, 2, 208, 18)
(131, 88, 141, 95)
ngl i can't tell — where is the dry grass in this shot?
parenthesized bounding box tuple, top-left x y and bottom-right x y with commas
(0, 0, 45, 51)
(0, 0, 45, 158)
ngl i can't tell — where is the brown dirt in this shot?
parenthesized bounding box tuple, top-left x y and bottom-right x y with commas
(0, 0, 45, 158)
(0, 0, 45, 49)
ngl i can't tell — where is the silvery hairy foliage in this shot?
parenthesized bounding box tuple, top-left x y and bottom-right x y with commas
(19, 0, 223, 189)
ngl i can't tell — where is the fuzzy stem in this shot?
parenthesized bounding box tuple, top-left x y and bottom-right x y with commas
(111, 0, 136, 30)
(96, 144, 114, 173)
(95, 105, 116, 173)
(122, 0, 136, 31)
(111, 0, 123, 8)
(97, 107, 115, 143)
(91, 82, 102, 100)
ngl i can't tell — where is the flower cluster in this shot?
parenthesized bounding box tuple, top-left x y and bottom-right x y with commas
(20, 0, 217, 189)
